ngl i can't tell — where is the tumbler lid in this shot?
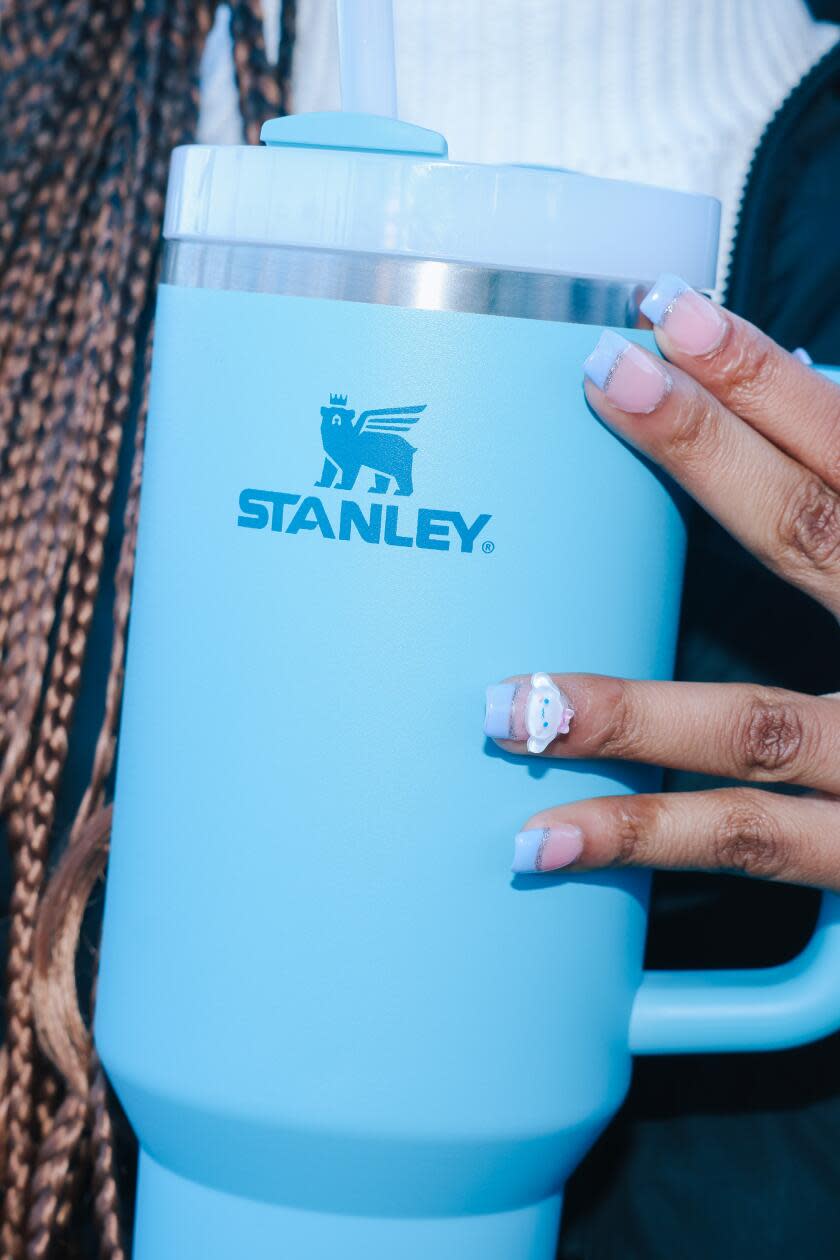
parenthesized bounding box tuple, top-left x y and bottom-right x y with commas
(164, 112, 720, 289)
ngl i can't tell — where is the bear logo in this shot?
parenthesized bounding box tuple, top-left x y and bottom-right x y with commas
(315, 394, 426, 497)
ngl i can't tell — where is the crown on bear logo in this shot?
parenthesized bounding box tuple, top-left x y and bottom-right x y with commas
(329, 393, 348, 407)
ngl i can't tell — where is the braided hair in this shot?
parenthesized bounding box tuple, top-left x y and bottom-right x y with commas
(0, 3, 295, 1254)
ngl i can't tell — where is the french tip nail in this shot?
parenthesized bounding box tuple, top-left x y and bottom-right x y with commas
(792, 347, 814, 366)
(484, 683, 516, 739)
(583, 329, 631, 391)
(584, 335, 671, 415)
(640, 275, 727, 356)
(511, 829, 548, 874)
(639, 272, 688, 326)
(511, 825, 584, 874)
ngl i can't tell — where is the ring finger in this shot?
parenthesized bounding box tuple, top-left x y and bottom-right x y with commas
(513, 787, 840, 891)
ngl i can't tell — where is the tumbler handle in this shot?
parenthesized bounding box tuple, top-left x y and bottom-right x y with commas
(630, 892, 840, 1054)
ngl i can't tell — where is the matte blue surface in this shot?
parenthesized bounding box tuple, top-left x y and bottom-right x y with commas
(97, 286, 680, 1257)
(96, 286, 839, 1257)
(136, 1151, 563, 1258)
(631, 891, 840, 1053)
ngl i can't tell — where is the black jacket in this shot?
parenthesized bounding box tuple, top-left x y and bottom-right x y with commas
(561, 31, 840, 1260)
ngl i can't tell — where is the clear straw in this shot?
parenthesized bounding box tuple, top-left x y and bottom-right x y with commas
(336, 0, 398, 117)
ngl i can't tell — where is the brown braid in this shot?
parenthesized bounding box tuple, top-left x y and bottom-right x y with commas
(0, 1046, 8, 1184)
(230, 0, 282, 142)
(89, 1059, 124, 1260)
(25, 1094, 87, 1260)
(0, 7, 132, 782)
(28, 806, 111, 1256)
(276, 0, 298, 117)
(0, 3, 294, 1256)
(3, 0, 165, 1240)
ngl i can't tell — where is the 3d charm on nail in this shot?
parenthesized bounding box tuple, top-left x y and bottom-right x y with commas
(484, 673, 574, 753)
(525, 673, 574, 753)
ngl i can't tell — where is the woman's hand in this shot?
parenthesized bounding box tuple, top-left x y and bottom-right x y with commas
(485, 274, 840, 888)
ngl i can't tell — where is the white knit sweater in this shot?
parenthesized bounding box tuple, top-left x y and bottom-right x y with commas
(199, 0, 838, 291)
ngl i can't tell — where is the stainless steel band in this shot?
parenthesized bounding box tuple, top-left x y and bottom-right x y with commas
(162, 240, 647, 327)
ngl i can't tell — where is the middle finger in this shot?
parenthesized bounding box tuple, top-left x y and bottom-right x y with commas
(582, 333, 840, 616)
(485, 673, 840, 794)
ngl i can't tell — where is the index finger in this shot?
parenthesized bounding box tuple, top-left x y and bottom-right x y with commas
(640, 274, 840, 491)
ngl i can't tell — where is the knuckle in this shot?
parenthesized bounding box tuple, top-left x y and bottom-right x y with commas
(661, 390, 721, 467)
(712, 800, 788, 879)
(713, 328, 777, 411)
(736, 694, 806, 779)
(612, 796, 662, 867)
(592, 678, 643, 760)
(778, 478, 840, 574)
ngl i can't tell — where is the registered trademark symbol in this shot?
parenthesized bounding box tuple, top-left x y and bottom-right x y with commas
(482, 540, 495, 554)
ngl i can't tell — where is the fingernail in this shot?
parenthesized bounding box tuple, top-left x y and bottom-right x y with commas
(583, 330, 672, 414)
(793, 346, 813, 366)
(484, 683, 517, 738)
(512, 825, 584, 874)
(484, 674, 574, 754)
(640, 273, 727, 356)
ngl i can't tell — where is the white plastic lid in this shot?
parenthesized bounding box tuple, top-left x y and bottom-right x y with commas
(164, 113, 720, 288)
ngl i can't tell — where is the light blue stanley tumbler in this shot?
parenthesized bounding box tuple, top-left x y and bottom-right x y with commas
(95, 99, 840, 1260)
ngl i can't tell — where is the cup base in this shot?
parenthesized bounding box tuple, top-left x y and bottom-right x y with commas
(134, 1151, 564, 1260)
